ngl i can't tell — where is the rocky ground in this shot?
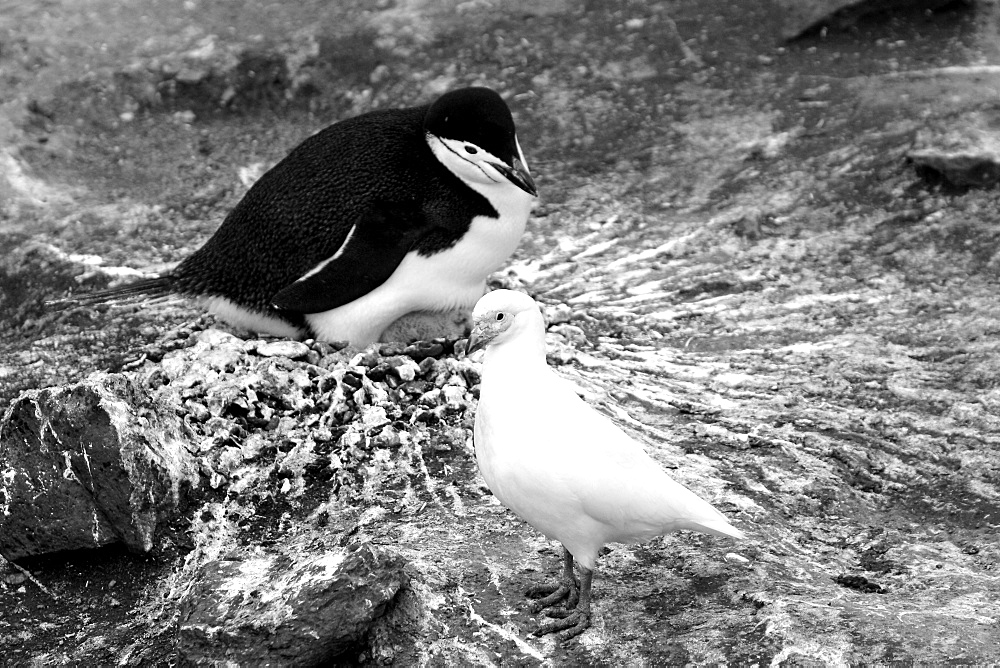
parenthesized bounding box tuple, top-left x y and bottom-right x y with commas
(2, 0, 1000, 665)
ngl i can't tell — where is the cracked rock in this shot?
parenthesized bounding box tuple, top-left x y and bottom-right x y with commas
(909, 112, 1000, 188)
(775, 0, 966, 40)
(177, 541, 408, 666)
(0, 373, 200, 559)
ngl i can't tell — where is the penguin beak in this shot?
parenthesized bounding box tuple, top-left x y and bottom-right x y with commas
(497, 157, 537, 197)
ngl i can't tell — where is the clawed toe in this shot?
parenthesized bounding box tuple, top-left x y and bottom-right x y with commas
(533, 610, 590, 641)
(525, 583, 560, 599)
(543, 608, 574, 619)
(526, 582, 574, 613)
(525, 547, 593, 642)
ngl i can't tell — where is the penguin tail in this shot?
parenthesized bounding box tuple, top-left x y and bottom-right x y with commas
(46, 276, 175, 309)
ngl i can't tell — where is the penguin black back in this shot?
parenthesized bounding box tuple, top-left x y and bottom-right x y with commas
(50, 87, 537, 344)
(173, 104, 497, 315)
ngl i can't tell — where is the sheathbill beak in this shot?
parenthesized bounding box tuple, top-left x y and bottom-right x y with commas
(466, 322, 491, 356)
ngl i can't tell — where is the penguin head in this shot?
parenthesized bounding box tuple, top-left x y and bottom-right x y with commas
(424, 87, 537, 198)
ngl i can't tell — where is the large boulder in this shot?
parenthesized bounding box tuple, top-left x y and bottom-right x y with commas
(775, 0, 967, 40)
(0, 373, 200, 559)
(177, 540, 409, 666)
(909, 110, 1000, 187)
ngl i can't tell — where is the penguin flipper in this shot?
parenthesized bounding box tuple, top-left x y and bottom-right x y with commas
(270, 203, 426, 314)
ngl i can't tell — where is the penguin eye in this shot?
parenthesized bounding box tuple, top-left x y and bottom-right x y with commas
(495, 312, 505, 322)
(464, 145, 478, 155)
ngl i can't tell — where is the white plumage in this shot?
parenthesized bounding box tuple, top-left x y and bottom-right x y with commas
(467, 289, 745, 641)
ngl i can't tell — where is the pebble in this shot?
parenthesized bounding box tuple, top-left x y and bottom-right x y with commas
(545, 303, 573, 325)
(418, 357, 438, 378)
(360, 406, 390, 431)
(392, 359, 420, 382)
(373, 425, 401, 448)
(442, 385, 466, 405)
(184, 400, 211, 422)
(176, 68, 206, 84)
(257, 341, 310, 360)
(379, 343, 406, 356)
(311, 340, 349, 356)
(350, 351, 381, 368)
(342, 371, 364, 391)
(404, 340, 447, 361)
(547, 349, 576, 366)
(418, 388, 443, 407)
(3, 571, 27, 586)
(549, 323, 587, 345)
(366, 363, 393, 382)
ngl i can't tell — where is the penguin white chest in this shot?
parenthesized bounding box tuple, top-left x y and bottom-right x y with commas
(400, 198, 532, 308)
(304, 189, 532, 344)
(304, 130, 536, 344)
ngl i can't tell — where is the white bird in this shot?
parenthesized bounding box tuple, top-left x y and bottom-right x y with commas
(466, 289, 745, 641)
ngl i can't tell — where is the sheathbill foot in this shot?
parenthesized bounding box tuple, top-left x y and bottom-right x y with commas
(526, 547, 579, 613)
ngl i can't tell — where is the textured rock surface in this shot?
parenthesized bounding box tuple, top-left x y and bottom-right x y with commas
(909, 106, 1000, 187)
(177, 541, 408, 666)
(2, 0, 1000, 665)
(774, 0, 966, 40)
(0, 373, 199, 559)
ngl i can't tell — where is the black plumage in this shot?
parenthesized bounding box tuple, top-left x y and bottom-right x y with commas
(55, 87, 536, 342)
(172, 103, 496, 315)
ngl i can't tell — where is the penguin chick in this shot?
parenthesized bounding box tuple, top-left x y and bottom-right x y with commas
(467, 290, 745, 642)
(55, 87, 537, 345)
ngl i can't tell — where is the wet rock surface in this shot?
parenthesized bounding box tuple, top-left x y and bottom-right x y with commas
(2, 0, 1000, 665)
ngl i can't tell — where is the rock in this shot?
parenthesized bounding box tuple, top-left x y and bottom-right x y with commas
(311, 340, 349, 356)
(404, 340, 448, 362)
(909, 112, 1000, 187)
(359, 405, 390, 432)
(549, 323, 587, 345)
(775, 0, 965, 40)
(544, 302, 573, 325)
(366, 361, 394, 382)
(177, 541, 407, 666)
(351, 351, 382, 368)
(7, 0, 1000, 665)
(255, 340, 310, 360)
(391, 358, 421, 382)
(0, 374, 200, 559)
(194, 328, 243, 348)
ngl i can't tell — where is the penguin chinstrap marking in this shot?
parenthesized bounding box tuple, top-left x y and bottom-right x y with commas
(57, 87, 537, 345)
(466, 290, 745, 642)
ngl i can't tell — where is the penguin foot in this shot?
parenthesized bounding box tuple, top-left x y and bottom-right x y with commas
(532, 610, 590, 642)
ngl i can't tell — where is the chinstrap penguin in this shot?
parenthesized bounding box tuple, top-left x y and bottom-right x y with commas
(54, 87, 537, 345)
